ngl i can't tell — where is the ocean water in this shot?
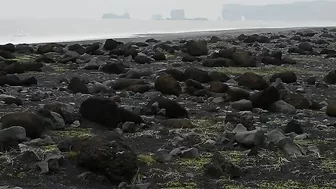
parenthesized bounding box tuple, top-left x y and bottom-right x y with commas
(1, 18, 336, 44)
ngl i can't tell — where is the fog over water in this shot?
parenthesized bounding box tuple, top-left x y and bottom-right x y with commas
(1, 0, 336, 44)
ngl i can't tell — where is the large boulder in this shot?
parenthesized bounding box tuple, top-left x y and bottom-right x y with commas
(68, 44, 86, 55)
(185, 40, 208, 56)
(202, 58, 234, 67)
(103, 39, 120, 50)
(36, 44, 56, 54)
(164, 69, 185, 81)
(85, 43, 100, 54)
(67, 77, 89, 94)
(226, 87, 250, 102)
(298, 42, 313, 52)
(77, 133, 138, 184)
(250, 86, 280, 110)
(327, 103, 336, 117)
(0, 50, 15, 59)
(209, 81, 229, 93)
(155, 73, 182, 96)
(270, 71, 297, 83)
(237, 72, 269, 90)
(184, 67, 210, 83)
(204, 152, 242, 178)
(231, 51, 256, 67)
(100, 63, 127, 74)
(270, 100, 296, 114)
(0, 94, 22, 105)
(209, 71, 230, 82)
(2, 62, 43, 74)
(118, 107, 143, 124)
(283, 93, 311, 109)
(324, 70, 336, 84)
(152, 51, 166, 61)
(134, 53, 152, 64)
(79, 97, 122, 128)
(231, 99, 253, 111)
(142, 97, 188, 118)
(218, 47, 236, 59)
(0, 75, 37, 86)
(43, 102, 77, 124)
(0, 112, 46, 138)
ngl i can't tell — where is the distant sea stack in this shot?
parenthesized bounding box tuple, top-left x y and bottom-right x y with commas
(102, 13, 131, 19)
(222, 1, 336, 21)
(169, 9, 186, 20)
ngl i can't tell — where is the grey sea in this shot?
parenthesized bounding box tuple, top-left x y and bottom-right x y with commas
(1, 18, 336, 44)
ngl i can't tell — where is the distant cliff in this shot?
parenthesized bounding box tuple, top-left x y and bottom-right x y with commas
(222, 1, 336, 21)
(102, 13, 130, 19)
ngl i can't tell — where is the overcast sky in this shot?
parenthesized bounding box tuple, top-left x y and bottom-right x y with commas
(1, 0, 334, 19)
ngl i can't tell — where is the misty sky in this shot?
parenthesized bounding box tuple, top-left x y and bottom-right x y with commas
(1, 0, 334, 20)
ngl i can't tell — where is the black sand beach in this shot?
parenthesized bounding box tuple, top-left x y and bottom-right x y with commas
(1, 26, 336, 189)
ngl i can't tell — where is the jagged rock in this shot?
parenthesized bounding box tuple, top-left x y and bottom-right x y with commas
(103, 39, 120, 50)
(85, 43, 100, 54)
(235, 129, 265, 147)
(204, 152, 242, 178)
(67, 77, 89, 94)
(225, 112, 254, 130)
(0, 112, 46, 138)
(43, 102, 77, 124)
(78, 133, 138, 184)
(237, 72, 269, 90)
(250, 86, 280, 110)
(270, 71, 297, 83)
(284, 119, 304, 135)
(270, 100, 296, 114)
(68, 44, 86, 55)
(155, 73, 182, 96)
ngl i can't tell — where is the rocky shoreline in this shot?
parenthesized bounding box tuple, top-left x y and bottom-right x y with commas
(1, 27, 336, 189)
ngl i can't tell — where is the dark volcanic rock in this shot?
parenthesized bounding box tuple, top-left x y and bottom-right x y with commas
(103, 39, 120, 50)
(43, 102, 77, 124)
(185, 40, 208, 56)
(156, 97, 188, 118)
(36, 44, 56, 54)
(231, 51, 256, 67)
(164, 68, 185, 81)
(0, 50, 15, 59)
(284, 119, 304, 135)
(218, 47, 236, 58)
(283, 93, 311, 109)
(2, 62, 43, 74)
(327, 103, 336, 117)
(270, 71, 297, 83)
(237, 72, 269, 90)
(209, 71, 230, 82)
(250, 86, 280, 110)
(77, 133, 138, 184)
(298, 42, 313, 52)
(226, 87, 250, 102)
(85, 43, 100, 54)
(184, 67, 210, 83)
(0, 112, 46, 138)
(0, 94, 22, 105)
(67, 77, 89, 94)
(110, 79, 146, 90)
(208, 36, 221, 43)
(155, 73, 182, 96)
(124, 69, 152, 79)
(324, 70, 336, 84)
(209, 81, 229, 93)
(288, 47, 307, 55)
(118, 107, 143, 124)
(68, 44, 86, 55)
(100, 63, 126, 74)
(126, 84, 151, 93)
(204, 152, 242, 178)
(152, 51, 166, 61)
(0, 75, 37, 86)
(262, 56, 283, 66)
(202, 58, 234, 67)
(182, 54, 198, 62)
(134, 53, 152, 64)
(79, 97, 122, 128)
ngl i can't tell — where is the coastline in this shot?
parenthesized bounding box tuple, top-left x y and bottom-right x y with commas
(14, 25, 336, 45)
